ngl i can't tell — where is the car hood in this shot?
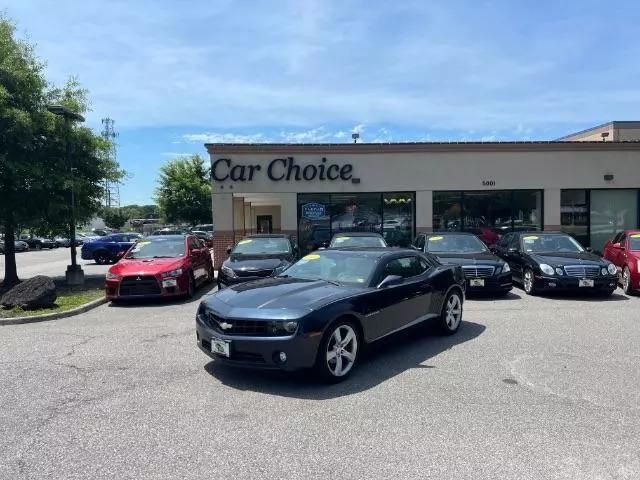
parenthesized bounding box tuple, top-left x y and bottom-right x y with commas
(432, 251, 503, 265)
(109, 257, 185, 276)
(530, 251, 607, 266)
(224, 255, 290, 271)
(204, 277, 362, 319)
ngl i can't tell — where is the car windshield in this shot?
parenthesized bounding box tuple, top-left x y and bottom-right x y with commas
(522, 234, 584, 253)
(282, 251, 377, 285)
(330, 235, 386, 248)
(628, 235, 640, 250)
(426, 234, 488, 253)
(125, 237, 185, 259)
(232, 237, 291, 255)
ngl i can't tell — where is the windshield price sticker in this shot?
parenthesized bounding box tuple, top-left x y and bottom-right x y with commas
(304, 254, 320, 260)
(523, 236, 539, 241)
(429, 236, 444, 241)
(335, 237, 350, 243)
(238, 239, 252, 245)
(631, 234, 640, 238)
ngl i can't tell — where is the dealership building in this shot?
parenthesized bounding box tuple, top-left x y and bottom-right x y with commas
(207, 121, 640, 268)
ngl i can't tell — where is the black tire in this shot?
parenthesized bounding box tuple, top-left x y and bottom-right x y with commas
(187, 272, 196, 298)
(206, 264, 215, 284)
(35, 243, 42, 250)
(622, 266, 635, 295)
(315, 320, 361, 383)
(94, 250, 111, 265)
(522, 268, 537, 296)
(439, 289, 463, 335)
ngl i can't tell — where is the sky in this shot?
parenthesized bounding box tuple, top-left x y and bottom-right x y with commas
(6, 0, 640, 204)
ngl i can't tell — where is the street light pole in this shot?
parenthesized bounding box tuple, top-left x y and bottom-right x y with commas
(47, 105, 85, 285)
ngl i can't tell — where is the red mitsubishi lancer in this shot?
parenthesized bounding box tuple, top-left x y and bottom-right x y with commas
(603, 230, 640, 295)
(105, 234, 213, 300)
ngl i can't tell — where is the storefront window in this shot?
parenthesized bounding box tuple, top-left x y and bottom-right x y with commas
(561, 189, 589, 247)
(297, 192, 415, 254)
(433, 192, 462, 231)
(383, 193, 414, 247)
(590, 189, 639, 252)
(433, 190, 542, 246)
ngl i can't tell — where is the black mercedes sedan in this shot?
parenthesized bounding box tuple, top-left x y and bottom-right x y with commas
(493, 231, 618, 296)
(412, 232, 512, 296)
(197, 248, 465, 382)
(218, 234, 298, 289)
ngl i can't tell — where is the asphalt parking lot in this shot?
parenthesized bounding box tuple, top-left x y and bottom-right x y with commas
(0, 247, 110, 282)
(1, 286, 639, 480)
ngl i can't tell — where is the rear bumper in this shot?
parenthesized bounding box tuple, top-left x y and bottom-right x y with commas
(465, 272, 512, 294)
(533, 274, 618, 292)
(195, 314, 320, 371)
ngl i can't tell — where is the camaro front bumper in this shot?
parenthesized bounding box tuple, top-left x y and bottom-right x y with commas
(195, 313, 321, 371)
(532, 274, 618, 292)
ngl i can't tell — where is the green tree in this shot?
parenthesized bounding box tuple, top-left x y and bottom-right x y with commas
(101, 208, 127, 230)
(0, 16, 124, 287)
(155, 155, 212, 226)
(0, 16, 48, 287)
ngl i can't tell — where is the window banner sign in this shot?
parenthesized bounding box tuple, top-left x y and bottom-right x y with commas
(302, 202, 327, 220)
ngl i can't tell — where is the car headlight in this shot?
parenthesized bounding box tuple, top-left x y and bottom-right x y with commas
(501, 262, 510, 273)
(607, 263, 617, 275)
(268, 320, 298, 334)
(555, 267, 564, 276)
(539, 264, 555, 275)
(221, 265, 236, 278)
(106, 272, 121, 281)
(161, 268, 183, 278)
(273, 263, 291, 275)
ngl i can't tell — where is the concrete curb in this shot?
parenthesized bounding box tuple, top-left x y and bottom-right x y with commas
(0, 296, 108, 326)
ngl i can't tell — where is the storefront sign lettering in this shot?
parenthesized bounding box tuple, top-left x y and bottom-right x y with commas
(212, 157, 356, 183)
(301, 202, 327, 220)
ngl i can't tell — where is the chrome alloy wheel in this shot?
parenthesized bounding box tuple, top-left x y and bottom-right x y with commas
(623, 267, 631, 292)
(445, 293, 462, 330)
(523, 270, 534, 293)
(326, 325, 358, 377)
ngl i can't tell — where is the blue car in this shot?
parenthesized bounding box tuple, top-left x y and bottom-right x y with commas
(81, 233, 143, 265)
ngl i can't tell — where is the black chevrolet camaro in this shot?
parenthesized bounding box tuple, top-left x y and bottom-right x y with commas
(197, 248, 465, 381)
(218, 234, 298, 289)
(412, 232, 512, 296)
(493, 231, 618, 296)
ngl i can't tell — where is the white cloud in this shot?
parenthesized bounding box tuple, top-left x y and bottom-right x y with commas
(182, 132, 270, 144)
(161, 152, 196, 157)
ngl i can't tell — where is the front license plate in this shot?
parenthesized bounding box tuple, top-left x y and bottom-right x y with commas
(579, 279, 594, 287)
(470, 278, 485, 287)
(162, 278, 178, 288)
(211, 337, 230, 357)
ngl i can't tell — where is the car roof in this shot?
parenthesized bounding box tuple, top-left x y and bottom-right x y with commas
(514, 231, 563, 236)
(144, 234, 186, 240)
(428, 231, 477, 236)
(315, 247, 416, 258)
(332, 232, 384, 238)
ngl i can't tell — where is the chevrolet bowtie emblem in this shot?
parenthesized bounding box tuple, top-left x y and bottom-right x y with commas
(218, 321, 233, 330)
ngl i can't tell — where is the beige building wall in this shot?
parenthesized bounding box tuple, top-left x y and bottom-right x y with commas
(252, 206, 282, 232)
(617, 127, 640, 141)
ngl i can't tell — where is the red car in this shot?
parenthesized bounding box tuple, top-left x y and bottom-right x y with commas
(105, 234, 213, 300)
(603, 230, 640, 295)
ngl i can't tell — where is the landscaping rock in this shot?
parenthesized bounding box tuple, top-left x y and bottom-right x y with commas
(1, 276, 57, 310)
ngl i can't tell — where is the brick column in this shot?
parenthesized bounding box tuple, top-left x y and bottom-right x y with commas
(212, 231, 235, 269)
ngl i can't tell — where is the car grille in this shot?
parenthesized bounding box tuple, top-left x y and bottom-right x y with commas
(461, 265, 495, 278)
(119, 276, 161, 296)
(205, 313, 283, 337)
(564, 265, 601, 278)
(235, 268, 274, 278)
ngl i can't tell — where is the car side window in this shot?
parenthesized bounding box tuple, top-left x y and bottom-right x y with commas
(612, 232, 623, 244)
(383, 256, 427, 279)
(413, 235, 426, 251)
(189, 237, 200, 250)
(496, 233, 511, 249)
(109, 235, 123, 242)
(618, 233, 626, 246)
(508, 234, 520, 250)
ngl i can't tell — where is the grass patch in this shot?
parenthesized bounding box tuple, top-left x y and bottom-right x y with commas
(0, 286, 104, 318)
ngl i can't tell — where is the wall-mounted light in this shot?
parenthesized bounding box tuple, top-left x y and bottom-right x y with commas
(601, 132, 610, 142)
(352, 132, 360, 144)
(604, 173, 614, 181)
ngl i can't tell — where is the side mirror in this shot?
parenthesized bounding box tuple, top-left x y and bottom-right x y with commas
(507, 247, 519, 253)
(612, 242, 622, 249)
(321, 241, 329, 248)
(115, 250, 125, 260)
(586, 246, 594, 253)
(377, 275, 404, 289)
(226, 247, 232, 255)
